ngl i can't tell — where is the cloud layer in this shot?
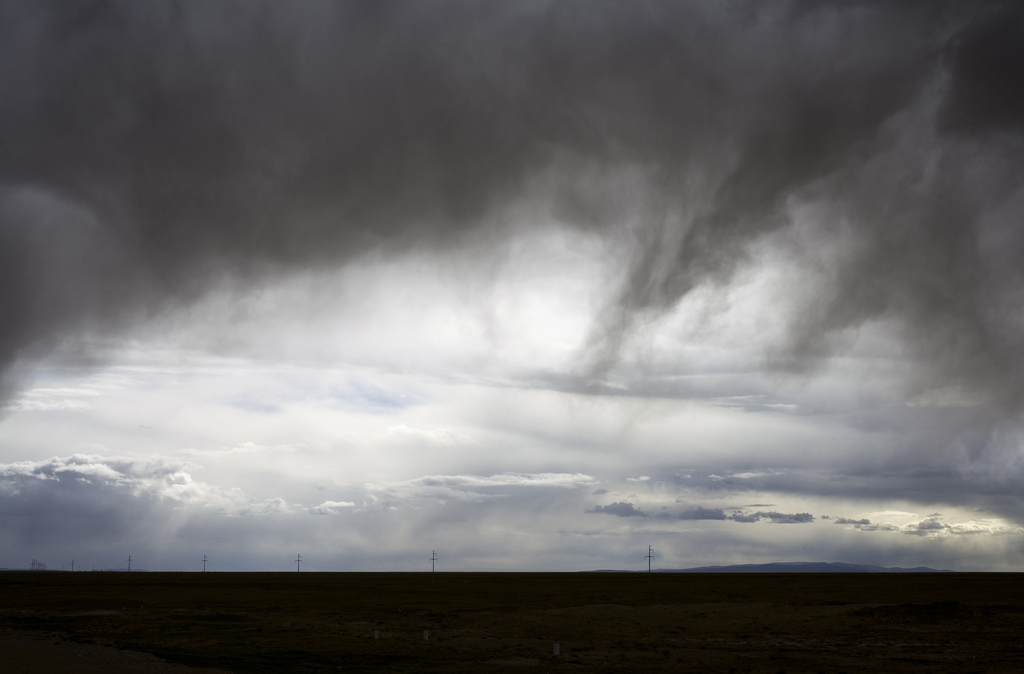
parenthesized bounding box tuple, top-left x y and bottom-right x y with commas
(1, 1, 1022, 405)
(2, 1, 1024, 572)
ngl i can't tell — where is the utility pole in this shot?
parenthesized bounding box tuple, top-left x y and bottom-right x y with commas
(203, 555, 208, 572)
(296, 553, 302, 572)
(644, 546, 654, 583)
(127, 555, 132, 573)
(430, 550, 438, 581)
(71, 559, 75, 572)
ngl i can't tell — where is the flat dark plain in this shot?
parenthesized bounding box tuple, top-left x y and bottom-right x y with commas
(1, 571, 1022, 673)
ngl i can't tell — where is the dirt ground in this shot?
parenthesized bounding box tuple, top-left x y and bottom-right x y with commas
(1, 571, 1022, 672)
(0, 628, 229, 674)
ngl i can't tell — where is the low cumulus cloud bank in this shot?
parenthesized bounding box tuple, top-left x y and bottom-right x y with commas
(3, 452, 1023, 571)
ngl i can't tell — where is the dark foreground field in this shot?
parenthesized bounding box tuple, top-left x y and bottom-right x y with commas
(1, 571, 1022, 673)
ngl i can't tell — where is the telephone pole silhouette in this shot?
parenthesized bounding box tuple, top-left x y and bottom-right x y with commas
(430, 550, 438, 581)
(127, 555, 132, 573)
(296, 553, 302, 572)
(70, 559, 75, 572)
(644, 546, 654, 583)
(203, 555, 208, 572)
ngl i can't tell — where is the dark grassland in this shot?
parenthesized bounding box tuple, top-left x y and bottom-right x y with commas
(1, 572, 1023, 672)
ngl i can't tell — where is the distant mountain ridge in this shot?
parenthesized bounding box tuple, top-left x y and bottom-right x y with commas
(590, 562, 953, 573)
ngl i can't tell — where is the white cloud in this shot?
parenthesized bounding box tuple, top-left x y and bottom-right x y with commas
(309, 500, 356, 515)
(2, 385, 108, 412)
(237, 497, 294, 516)
(5, 396, 92, 412)
(834, 513, 1023, 537)
(385, 425, 464, 446)
(184, 441, 306, 456)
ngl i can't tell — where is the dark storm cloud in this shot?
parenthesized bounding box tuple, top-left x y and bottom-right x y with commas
(586, 501, 647, 517)
(0, 0, 1022, 421)
(939, 2, 1024, 136)
(834, 517, 871, 526)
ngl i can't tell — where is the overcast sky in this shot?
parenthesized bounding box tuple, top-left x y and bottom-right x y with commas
(2, 0, 1024, 572)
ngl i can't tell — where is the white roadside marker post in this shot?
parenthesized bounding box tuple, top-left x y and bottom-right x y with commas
(554, 643, 560, 656)
(424, 630, 429, 641)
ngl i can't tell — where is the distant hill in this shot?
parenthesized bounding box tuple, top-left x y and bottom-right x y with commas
(590, 562, 953, 573)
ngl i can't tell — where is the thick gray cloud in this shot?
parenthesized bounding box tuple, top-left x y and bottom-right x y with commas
(662, 466, 1024, 525)
(586, 501, 647, 518)
(729, 511, 814, 524)
(679, 506, 728, 521)
(0, 0, 1021, 418)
